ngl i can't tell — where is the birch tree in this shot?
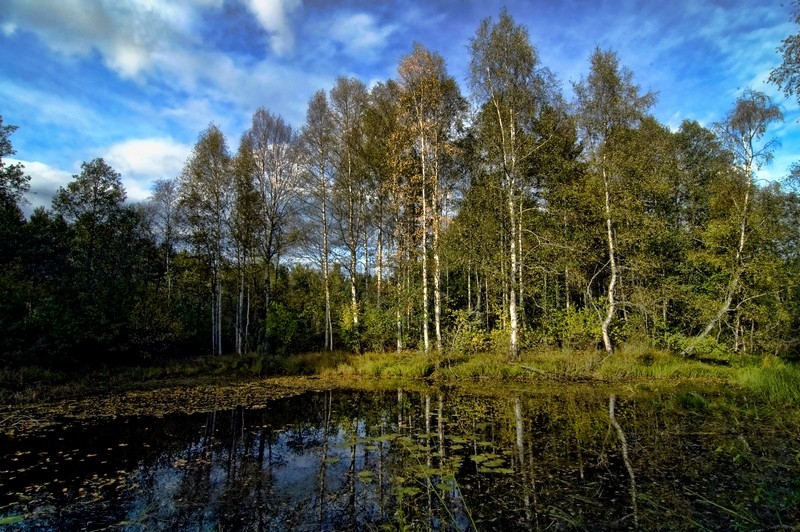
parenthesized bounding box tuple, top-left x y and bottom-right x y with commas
(363, 80, 415, 351)
(468, 9, 556, 358)
(178, 125, 232, 355)
(686, 90, 782, 352)
(241, 108, 300, 354)
(330, 77, 369, 349)
(573, 47, 655, 354)
(144, 178, 180, 301)
(398, 43, 465, 354)
(231, 140, 261, 355)
(300, 91, 336, 350)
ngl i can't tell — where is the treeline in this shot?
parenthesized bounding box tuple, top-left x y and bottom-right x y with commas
(2, 11, 800, 367)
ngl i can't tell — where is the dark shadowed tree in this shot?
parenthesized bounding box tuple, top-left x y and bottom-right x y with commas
(51, 159, 156, 362)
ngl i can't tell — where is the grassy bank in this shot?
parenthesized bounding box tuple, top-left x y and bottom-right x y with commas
(2, 345, 799, 405)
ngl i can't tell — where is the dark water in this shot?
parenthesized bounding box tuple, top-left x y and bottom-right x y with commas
(1, 386, 798, 530)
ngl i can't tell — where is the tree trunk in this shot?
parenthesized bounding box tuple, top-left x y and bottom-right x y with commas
(263, 263, 271, 355)
(237, 262, 244, 355)
(432, 158, 442, 355)
(347, 161, 359, 335)
(508, 187, 519, 358)
(467, 263, 472, 313)
(601, 165, 617, 354)
(245, 283, 250, 353)
(216, 274, 222, 355)
(420, 133, 430, 354)
(518, 202, 524, 325)
(322, 179, 333, 351)
(377, 201, 383, 307)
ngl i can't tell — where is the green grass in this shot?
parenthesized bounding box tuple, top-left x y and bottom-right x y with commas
(3, 344, 800, 405)
(736, 355, 800, 403)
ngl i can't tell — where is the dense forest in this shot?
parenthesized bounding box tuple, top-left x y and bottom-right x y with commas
(2, 11, 800, 368)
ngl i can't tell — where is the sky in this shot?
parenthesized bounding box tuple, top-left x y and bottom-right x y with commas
(1, 0, 797, 215)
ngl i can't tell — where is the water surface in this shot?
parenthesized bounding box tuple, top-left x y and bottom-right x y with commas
(1, 386, 797, 530)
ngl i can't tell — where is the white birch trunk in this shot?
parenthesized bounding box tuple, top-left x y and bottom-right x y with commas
(601, 164, 617, 354)
(420, 133, 430, 354)
(507, 111, 519, 359)
(347, 157, 359, 330)
(432, 152, 442, 354)
(322, 177, 333, 351)
(508, 188, 519, 358)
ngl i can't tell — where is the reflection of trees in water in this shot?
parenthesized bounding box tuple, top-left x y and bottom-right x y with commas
(6, 388, 798, 529)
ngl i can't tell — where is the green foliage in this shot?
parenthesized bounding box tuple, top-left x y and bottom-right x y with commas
(447, 310, 492, 354)
(543, 308, 602, 350)
(666, 333, 732, 361)
(361, 304, 395, 352)
(266, 302, 299, 355)
(3, 25, 800, 370)
(338, 302, 361, 353)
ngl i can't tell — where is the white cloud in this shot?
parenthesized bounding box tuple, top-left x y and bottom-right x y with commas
(243, 0, 302, 55)
(12, 137, 190, 215)
(103, 137, 192, 201)
(1, 0, 221, 79)
(11, 158, 72, 214)
(329, 12, 397, 61)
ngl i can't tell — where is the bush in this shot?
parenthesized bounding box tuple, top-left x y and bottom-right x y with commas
(266, 302, 298, 354)
(542, 308, 602, 350)
(666, 333, 732, 361)
(361, 305, 395, 352)
(447, 310, 492, 354)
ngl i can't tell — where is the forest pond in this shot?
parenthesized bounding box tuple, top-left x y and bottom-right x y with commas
(1, 385, 798, 530)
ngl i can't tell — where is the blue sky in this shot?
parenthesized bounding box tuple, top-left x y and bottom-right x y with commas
(1, 0, 797, 214)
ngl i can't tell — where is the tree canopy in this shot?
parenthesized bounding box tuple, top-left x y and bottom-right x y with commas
(0, 10, 797, 367)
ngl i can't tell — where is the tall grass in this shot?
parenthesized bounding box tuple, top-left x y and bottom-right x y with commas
(736, 356, 800, 402)
(593, 346, 730, 381)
